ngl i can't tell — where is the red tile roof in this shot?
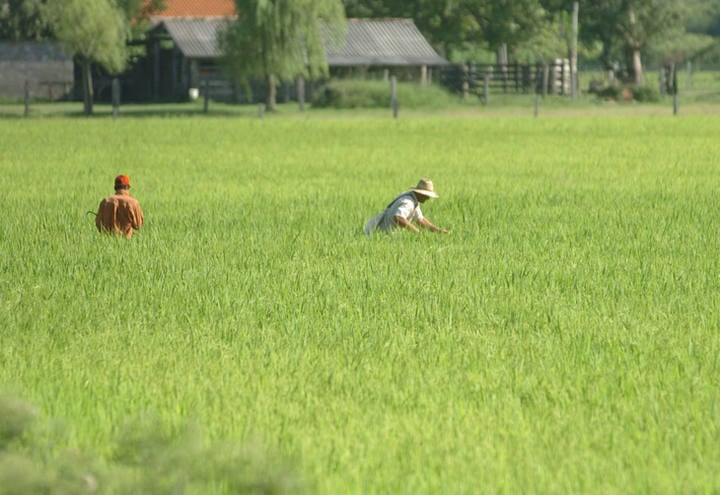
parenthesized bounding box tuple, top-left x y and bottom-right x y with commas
(154, 0, 236, 17)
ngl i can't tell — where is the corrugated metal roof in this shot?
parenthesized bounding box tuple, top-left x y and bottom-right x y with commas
(151, 17, 230, 58)
(324, 19, 448, 66)
(0, 41, 71, 62)
(151, 17, 447, 66)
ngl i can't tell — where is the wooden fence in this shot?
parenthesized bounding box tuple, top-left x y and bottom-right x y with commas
(441, 60, 572, 100)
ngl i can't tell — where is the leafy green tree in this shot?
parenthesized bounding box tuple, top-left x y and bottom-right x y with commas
(682, 0, 720, 36)
(0, 0, 49, 41)
(1, 0, 164, 41)
(621, 1, 683, 84)
(115, 0, 166, 38)
(221, 0, 345, 111)
(46, 0, 127, 115)
(344, 0, 548, 62)
(544, 0, 683, 84)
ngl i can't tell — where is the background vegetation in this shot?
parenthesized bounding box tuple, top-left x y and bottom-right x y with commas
(2, 68, 719, 118)
(1, 114, 719, 493)
(1, 0, 719, 113)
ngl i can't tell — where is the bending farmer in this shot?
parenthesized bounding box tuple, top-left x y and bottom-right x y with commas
(96, 174, 144, 238)
(364, 178, 449, 235)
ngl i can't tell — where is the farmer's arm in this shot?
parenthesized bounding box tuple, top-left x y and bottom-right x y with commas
(130, 201, 144, 230)
(394, 215, 421, 233)
(419, 217, 450, 234)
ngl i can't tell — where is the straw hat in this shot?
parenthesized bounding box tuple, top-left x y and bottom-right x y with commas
(410, 178, 439, 198)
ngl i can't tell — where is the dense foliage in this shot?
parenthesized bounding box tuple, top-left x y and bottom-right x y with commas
(219, 0, 346, 111)
(311, 80, 458, 109)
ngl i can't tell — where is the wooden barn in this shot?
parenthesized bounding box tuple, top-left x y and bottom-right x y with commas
(0, 42, 73, 101)
(144, 16, 231, 101)
(137, 0, 447, 102)
(323, 18, 448, 85)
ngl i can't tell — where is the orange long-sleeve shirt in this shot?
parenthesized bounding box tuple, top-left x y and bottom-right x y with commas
(96, 190, 144, 238)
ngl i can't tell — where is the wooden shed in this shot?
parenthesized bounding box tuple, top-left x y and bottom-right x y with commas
(0, 42, 73, 100)
(142, 17, 447, 102)
(146, 16, 231, 101)
(323, 18, 448, 84)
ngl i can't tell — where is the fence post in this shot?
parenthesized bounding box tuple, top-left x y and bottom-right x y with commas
(571, 1, 579, 100)
(390, 76, 398, 118)
(482, 73, 490, 106)
(686, 60, 692, 90)
(203, 79, 210, 113)
(112, 78, 120, 120)
(297, 75, 305, 112)
(671, 63, 678, 115)
(24, 80, 30, 118)
(659, 66, 666, 97)
(462, 64, 469, 101)
(534, 64, 542, 117)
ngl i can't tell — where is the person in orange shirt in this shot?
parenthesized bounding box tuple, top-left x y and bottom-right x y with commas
(96, 174, 144, 238)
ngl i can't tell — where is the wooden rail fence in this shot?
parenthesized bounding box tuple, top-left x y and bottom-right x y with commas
(441, 60, 572, 101)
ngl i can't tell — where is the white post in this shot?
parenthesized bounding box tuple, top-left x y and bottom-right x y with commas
(571, 2, 579, 101)
(390, 76, 398, 118)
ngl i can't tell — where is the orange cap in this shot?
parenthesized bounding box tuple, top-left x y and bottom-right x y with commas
(114, 175, 131, 188)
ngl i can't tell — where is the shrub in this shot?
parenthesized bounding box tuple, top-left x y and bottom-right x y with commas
(593, 84, 623, 100)
(0, 396, 302, 495)
(631, 85, 661, 102)
(312, 79, 458, 109)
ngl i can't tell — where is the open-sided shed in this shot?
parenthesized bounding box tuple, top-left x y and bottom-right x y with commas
(145, 16, 230, 100)
(323, 18, 448, 83)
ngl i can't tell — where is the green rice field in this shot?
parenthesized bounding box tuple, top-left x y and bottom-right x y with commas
(1, 112, 719, 493)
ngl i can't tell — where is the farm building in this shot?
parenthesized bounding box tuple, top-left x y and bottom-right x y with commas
(0, 42, 73, 100)
(143, 16, 231, 101)
(140, 12, 447, 102)
(323, 18, 448, 83)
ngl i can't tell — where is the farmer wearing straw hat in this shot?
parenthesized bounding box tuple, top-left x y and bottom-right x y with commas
(364, 178, 449, 235)
(95, 174, 144, 238)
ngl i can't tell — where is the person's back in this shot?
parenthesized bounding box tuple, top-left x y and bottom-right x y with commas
(96, 175, 144, 238)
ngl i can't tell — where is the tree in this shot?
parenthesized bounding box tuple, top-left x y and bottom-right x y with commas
(0, 0, 49, 41)
(1, 0, 163, 41)
(680, 0, 720, 37)
(221, 0, 345, 111)
(46, 0, 127, 115)
(545, 0, 683, 84)
(115, 0, 166, 38)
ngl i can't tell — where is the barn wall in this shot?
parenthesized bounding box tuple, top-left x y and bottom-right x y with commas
(0, 42, 73, 100)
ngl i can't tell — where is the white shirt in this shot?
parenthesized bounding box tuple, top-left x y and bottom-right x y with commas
(378, 192, 424, 232)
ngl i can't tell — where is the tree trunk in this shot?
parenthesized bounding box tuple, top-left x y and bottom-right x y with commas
(82, 58, 94, 115)
(632, 48, 644, 86)
(266, 73, 277, 111)
(496, 43, 508, 66)
(627, 7, 644, 86)
(496, 43, 508, 92)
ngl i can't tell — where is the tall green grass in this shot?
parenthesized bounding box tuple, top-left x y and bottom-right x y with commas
(1, 115, 719, 493)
